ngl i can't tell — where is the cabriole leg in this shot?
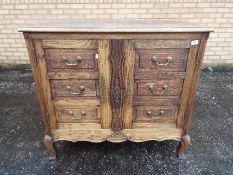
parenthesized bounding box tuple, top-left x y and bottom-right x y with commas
(43, 135, 57, 158)
(177, 134, 191, 159)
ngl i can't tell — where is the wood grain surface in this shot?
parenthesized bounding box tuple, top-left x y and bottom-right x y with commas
(136, 79, 183, 97)
(57, 123, 101, 129)
(134, 40, 191, 49)
(24, 34, 51, 134)
(28, 32, 203, 40)
(45, 49, 97, 70)
(182, 33, 209, 134)
(135, 71, 186, 80)
(136, 48, 189, 72)
(122, 40, 135, 129)
(55, 105, 100, 123)
(133, 96, 181, 106)
(134, 106, 178, 122)
(48, 72, 98, 80)
(110, 40, 124, 131)
(177, 45, 199, 128)
(98, 40, 112, 129)
(43, 40, 97, 49)
(34, 39, 57, 129)
(18, 19, 213, 32)
(50, 80, 98, 98)
(52, 128, 182, 143)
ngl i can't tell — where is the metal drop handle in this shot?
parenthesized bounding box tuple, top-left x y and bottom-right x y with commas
(62, 56, 82, 66)
(146, 110, 165, 119)
(151, 56, 172, 66)
(149, 84, 169, 94)
(66, 85, 85, 95)
(68, 110, 86, 120)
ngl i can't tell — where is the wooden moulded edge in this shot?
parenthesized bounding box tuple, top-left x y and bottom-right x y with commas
(17, 19, 214, 33)
(18, 27, 214, 33)
(51, 128, 182, 143)
(23, 32, 204, 40)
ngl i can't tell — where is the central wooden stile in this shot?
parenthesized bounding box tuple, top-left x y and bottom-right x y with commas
(98, 40, 135, 131)
(110, 40, 124, 131)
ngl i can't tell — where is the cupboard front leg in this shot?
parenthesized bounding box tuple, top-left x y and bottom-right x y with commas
(43, 135, 57, 158)
(177, 134, 191, 158)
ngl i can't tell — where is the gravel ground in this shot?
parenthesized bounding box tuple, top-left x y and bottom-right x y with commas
(0, 69, 233, 175)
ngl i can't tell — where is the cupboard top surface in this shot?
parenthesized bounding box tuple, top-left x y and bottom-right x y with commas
(18, 19, 213, 33)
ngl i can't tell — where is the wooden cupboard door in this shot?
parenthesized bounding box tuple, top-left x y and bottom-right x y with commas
(132, 39, 200, 130)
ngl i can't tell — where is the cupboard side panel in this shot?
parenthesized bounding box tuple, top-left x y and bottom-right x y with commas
(178, 33, 210, 133)
(34, 39, 57, 129)
(182, 33, 209, 134)
(24, 33, 52, 134)
(177, 44, 199, 128)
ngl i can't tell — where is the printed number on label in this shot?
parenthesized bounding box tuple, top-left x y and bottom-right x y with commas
(191, 40, 199, 46)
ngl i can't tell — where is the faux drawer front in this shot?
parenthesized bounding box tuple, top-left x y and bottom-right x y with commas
(136, 80, 183, 96)
(135, 40, 190, 72)
(134, 106, 178, 122)
(45, 49, 97, 70)
(51, 80, 98, 97)
(55, 105, 100, 123)
(137, 48, 188, 72)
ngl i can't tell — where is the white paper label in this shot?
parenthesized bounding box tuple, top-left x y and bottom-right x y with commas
(95, 53, 99, 59)
(191, 40, 199, 45)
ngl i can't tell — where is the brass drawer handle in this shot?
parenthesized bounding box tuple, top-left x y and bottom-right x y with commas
(66, 85, 85, 95)
(68, 110, 86, 120)
(62, 56, 82, 66)
(146, 110, 165, 119)
(149, 84, 169, 94)
(151, 56, 172, 66)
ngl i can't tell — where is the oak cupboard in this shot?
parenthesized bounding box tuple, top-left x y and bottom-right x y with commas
(19, 19, 213, 158)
